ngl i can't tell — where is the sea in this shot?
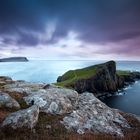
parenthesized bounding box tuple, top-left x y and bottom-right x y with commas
(0, 60, 140, 115)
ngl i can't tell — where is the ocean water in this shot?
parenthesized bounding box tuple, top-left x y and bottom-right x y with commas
(0, 60, 140, 115)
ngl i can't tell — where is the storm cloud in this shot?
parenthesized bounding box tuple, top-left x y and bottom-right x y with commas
(0, 0, 140, 59)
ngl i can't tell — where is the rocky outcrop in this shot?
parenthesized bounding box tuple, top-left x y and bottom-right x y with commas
(0, 77, 139, 138)
(24, 86, 78, 115)
(74, 61, 122, 94)
(0, 57, 28, 62)
(0, 92, 20, 109)
(3, 80, 78, 115)
(57, 61, 140, 96)
(122, 72, 140, 83)
(62, 92, 130, 137)
(4, 81, 45, 95)
(1, 82, 131, 137)
(1, 105, 39, 129)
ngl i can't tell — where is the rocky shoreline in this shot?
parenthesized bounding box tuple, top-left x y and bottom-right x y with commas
(57, 61, 140, 97)
(0, 61, 140, 139)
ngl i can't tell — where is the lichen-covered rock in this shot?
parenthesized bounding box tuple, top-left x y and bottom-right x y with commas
(24, 86, 78, 115)
(4, 81, 45, 95)
(0, 92, 20, 109)
(1, 105, 39, 129)
(62, 92, 130, 137)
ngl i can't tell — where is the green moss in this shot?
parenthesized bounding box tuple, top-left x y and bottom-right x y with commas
(55, 65, 97, 87)
(117, 70, 131, 76)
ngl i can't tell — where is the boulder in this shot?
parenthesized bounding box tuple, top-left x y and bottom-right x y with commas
(62, 92, 130, 137)
(24, 86, 78, 115)
(0, 92, 20, 109)
(1, 105, 39, 129)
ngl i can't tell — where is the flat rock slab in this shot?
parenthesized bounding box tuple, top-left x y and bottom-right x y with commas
(4, 81, 45, 95)
(24, 86, 79, 115)
(1, 105, 39, 129)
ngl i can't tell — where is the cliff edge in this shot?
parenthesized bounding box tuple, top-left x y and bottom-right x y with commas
(56, 61, 140, 96)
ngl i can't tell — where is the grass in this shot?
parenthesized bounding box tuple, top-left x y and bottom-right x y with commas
(55, 65, 97, 87)
(55, 65, 132, 88)
(117, 70, 131, 76)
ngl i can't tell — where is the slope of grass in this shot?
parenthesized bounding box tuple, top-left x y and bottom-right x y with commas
(55, 65, 97, 87)
(55, 63, 132, 87)
(117, 70, 131, 76)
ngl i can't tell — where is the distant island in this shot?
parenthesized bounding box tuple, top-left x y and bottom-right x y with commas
(0, 57, 28, 62)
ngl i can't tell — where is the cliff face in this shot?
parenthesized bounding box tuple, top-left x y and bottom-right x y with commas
(57, 61, 140, 95)
(74, 61, 124, 94)
(0, 57, 28, 62)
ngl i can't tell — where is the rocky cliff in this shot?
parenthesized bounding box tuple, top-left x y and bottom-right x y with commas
(0, 57, 28, 62)
(57, 61, 140, 96)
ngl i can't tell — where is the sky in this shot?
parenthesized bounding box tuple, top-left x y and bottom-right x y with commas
(0, 0, 140, 60)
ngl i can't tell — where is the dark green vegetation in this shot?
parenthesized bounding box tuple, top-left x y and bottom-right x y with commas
(117, 70, 131, 76)
(56, 64, 97, 87)
(56, 63, 130, 87)
(56, 61, 140, 94)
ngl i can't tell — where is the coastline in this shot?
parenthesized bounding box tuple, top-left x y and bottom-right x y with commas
(0, 61, 140, 139)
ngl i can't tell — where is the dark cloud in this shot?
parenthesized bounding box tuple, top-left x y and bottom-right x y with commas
(16, 31, 40, 46)
(0, 0, 140, 58)
(110, 31, 140, 42)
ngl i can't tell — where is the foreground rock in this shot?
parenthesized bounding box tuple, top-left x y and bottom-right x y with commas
(24, 85, 78, 115)
(0, 92, 20, 109)
(57, 61, 140, 96)
(1, 105, 39, 129)
(0, 76, 139, 138)
(4, 80, 45, 94)
(3, 81, 78, 115)
(62, 92, 130, 137)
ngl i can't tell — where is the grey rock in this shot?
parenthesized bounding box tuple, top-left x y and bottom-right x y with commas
(24, 86, 78, 115)
(0, 92, 20, 109)
(2, 105, 39, 129)
(62, 92, 130, 137)
(4, 81, 45, 95)
(0, 77, 134, 137)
